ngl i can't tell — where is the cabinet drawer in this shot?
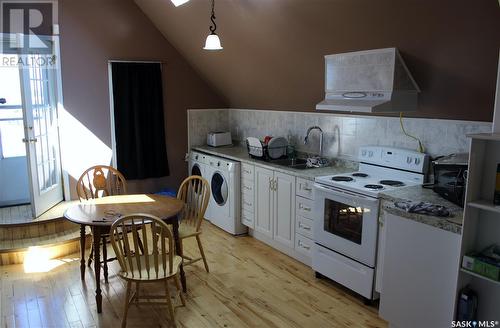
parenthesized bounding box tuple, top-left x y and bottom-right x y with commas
(241, 192, 254, 212)
(295, 234, 314, 257)
(241, 209, 254, 228)
(241, 163, 254, 180)
(296, 196, 314, 220)
(296, 178, 314, 200)
(296, 216, 313, 239)
(241, 178, 254, 195)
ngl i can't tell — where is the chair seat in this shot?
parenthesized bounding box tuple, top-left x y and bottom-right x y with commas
(118, 254, 182, 281)
(178, 224, 200, 239)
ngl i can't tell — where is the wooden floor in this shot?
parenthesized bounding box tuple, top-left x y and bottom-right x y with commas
(0, 221, 387, 328)
(0, 205, 32, 225)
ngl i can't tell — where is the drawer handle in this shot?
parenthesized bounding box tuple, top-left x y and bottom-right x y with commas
(243, 185, 252, 190)
(299, 222, 311, 230)
(302, 186, 312, 191)
(298, 241, 310, 250)
(299, 204, 311, 211)
(243, 201, 253, 207)
(243, 169, 251, 174)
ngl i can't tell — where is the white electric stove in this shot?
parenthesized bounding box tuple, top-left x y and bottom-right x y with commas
(313, 146, 429, 301)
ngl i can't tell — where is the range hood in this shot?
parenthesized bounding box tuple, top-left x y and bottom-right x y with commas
(316, 48, 420, 113)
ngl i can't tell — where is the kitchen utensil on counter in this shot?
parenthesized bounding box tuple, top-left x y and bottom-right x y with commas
(207, 131, 232, 147)
(246, 137, 264, 157)
(267, 137, 288, 159)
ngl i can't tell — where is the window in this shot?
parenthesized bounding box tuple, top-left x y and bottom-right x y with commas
(0, 56, 26, 158)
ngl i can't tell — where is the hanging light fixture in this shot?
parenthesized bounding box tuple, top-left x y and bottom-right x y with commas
(170, 0, 190, 7)
(203, 0, 223, 50)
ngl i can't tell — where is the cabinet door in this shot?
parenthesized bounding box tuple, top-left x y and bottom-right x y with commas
(273, 172, 295, 248)
(379, 213, 461, 328)
(254, 166, 273, 238)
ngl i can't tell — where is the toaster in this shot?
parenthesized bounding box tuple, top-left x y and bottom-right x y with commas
(207, 131, 232, 147)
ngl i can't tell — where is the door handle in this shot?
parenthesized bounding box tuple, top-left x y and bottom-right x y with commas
(22, 138, 37, 143)
(302, 185, 312, 191)
(298, 241, 310, 250)
(273, 179, 277, 191)
(299, 204, 311, 211)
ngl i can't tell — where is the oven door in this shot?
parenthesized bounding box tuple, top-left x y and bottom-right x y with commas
(314, 183, 379, 267)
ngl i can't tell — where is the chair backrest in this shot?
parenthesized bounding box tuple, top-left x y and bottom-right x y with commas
(110, 214, 175, 279)
(177, 176, 210, 232)
(76, 165, 127, 200)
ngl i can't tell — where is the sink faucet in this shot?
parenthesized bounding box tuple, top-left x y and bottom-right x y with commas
(304, 126, 324, 157)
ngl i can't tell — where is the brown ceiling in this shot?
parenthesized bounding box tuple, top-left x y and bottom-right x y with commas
(135, 0, 500, 121)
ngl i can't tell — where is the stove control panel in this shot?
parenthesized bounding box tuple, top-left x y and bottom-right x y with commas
(358, 146, 429, 174)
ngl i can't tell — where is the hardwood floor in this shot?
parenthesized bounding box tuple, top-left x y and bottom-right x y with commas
(0, 221, 387, 328)
(0, 205, 32, 225)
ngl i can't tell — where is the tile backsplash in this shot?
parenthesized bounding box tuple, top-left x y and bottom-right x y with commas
(188, 108, 492, 159)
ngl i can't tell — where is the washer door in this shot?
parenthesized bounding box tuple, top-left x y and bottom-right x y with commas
(191, 163, 202, 176)
(211, 171, 228, 206)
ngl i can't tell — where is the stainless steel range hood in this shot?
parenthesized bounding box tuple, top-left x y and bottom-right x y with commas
(316, 48, 420, 113)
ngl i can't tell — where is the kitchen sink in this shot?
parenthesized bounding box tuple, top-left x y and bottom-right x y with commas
(270, 158, 319, 170)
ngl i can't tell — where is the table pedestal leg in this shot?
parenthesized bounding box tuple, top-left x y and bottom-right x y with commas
(80, 225, 86, 281)
(92, 227, 103, 313)
(172, 218, 186, 292)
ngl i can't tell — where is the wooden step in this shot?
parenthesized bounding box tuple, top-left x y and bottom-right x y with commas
(0, 213, 90, 266)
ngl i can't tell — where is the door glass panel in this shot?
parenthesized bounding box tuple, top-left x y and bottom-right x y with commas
(324, 198, 364, 244)
(211, 172, 228, 206)
(26, 54, 60, 193)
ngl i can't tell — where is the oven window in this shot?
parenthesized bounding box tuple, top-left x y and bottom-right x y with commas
(324, 199, 363, 244)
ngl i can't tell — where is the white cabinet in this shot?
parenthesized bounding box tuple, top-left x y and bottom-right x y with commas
(273, 172, 295, 248)
(379, 212, 461, 328)
(241, 163, 255, 228)
(254, 166, 295, 248)
(255, 166, 274, 238)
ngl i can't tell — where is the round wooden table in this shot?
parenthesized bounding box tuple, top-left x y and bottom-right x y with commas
(64, 194, 185, 314)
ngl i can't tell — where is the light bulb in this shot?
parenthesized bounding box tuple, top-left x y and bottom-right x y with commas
(171, 0, 189, 7)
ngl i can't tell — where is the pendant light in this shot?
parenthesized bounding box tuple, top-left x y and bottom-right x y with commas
(170, 0, 189, 7)
(203, 0, 223, 50)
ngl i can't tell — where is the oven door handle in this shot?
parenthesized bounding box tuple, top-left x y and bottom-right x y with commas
(314, 183, 377, 203)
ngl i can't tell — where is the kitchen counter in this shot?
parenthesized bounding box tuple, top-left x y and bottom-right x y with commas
(380, 185, 464, 235)
(192, 145, 356, 180)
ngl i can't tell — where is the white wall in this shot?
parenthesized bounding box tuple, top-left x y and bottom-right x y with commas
(0, 156, 30, 206)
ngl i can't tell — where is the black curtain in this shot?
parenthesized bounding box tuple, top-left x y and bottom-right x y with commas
(111, 62, 169, 180)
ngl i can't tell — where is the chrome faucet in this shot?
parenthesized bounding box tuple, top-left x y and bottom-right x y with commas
(304, 126, 324, 157)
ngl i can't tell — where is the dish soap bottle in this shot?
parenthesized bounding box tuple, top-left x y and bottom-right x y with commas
(495, 164, 500, 205)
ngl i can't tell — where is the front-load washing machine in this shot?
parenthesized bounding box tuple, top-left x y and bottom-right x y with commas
(188, 151, 211, 220)
(205, 155, 247, 235)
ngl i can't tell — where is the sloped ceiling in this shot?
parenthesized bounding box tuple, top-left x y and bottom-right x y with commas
(135, 0, 500, 121)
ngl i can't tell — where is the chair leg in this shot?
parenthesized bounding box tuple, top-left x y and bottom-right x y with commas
(196, 235, 209, 273)
(174, 273, 186, 306)
(164, 280, 177, 327)
(87, 239, 94, 267)
(122, 281, 132, 328)
(102, 236, 108, 283)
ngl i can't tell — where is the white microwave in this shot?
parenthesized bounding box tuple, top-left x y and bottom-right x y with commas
(207, 132, 232, 147)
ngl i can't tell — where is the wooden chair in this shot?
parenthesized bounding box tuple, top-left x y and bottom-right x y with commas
(177, 176, 211, 272)
(76, 165, 131, 280)
(110, 214, 185, 328)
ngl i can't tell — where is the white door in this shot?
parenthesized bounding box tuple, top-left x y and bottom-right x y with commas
(273, 172, 295, 248)
(254, 166, 273, 238)
(19, 52, 63, 216)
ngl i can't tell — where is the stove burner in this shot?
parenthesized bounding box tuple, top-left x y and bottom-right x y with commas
(365, 184, 384, 190)
(379, 180, 406, 187)
(352, 173, 368, 178)
(331, 176, 354, 182)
